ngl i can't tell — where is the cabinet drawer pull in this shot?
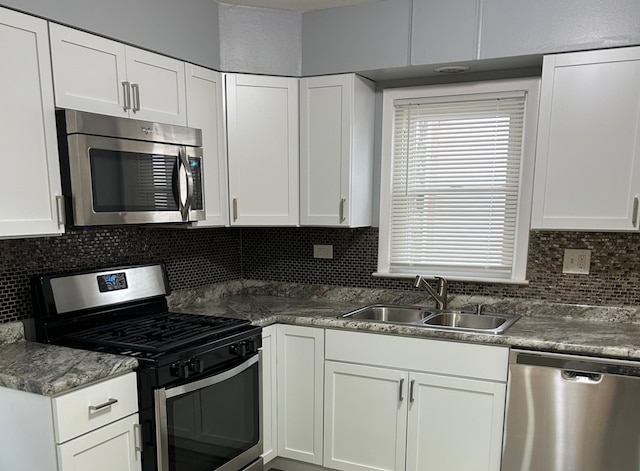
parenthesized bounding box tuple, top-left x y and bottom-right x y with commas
(409, 379, 415, 403)
(89, 398, 118, 412)
(398, 378, 405, 402)
(122, 81, 131, 111)
(633, 196, 639, 228)
(232, 197, 238, 222)
(339, 198, 346, 223)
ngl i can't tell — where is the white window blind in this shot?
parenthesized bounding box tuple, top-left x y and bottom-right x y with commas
(388, 94, 527, 280)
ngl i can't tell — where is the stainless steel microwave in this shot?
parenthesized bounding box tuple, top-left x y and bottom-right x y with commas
(56, 109, 205, 226)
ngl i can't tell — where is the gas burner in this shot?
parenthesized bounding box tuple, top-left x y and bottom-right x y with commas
(61, 312, 250, 355)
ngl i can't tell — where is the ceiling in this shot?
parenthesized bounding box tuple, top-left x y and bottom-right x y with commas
(217, 0, 381, 12)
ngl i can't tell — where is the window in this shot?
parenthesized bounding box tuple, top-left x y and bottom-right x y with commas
(377, 78, 540, 283)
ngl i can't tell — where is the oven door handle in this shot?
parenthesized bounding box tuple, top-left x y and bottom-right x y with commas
(166, 354, 258, 399)
(154, 354, 260, 471)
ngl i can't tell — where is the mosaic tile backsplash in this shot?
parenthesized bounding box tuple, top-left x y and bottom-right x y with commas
(241, 228, 640, 306)
(1, 225, 640, 323)
(0, 226, 241, 323)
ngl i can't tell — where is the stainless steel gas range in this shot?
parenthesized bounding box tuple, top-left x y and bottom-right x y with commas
(31, 263, 263, 471)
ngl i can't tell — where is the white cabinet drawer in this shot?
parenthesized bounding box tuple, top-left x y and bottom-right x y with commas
(325, 329, 509, 382)
(53, 372, 138, 443)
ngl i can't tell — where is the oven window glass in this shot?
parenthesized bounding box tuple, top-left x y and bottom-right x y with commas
(90, 149, 179, 212)
(166, 360, 260, 471)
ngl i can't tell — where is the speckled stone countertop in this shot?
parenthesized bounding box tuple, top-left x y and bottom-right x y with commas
(0, 322, 138, 396)
(168, 280, 640, 361)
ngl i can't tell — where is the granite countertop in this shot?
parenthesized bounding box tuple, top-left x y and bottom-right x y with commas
(0, 322, 138, 396)
(4, 279, 640, 396)
(168, 281, 640, 361)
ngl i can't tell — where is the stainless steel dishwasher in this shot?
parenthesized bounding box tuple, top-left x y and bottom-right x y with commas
(502, 349, 640, 471)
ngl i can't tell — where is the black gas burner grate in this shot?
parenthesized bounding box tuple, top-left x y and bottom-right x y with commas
(61, 312, 249, 354)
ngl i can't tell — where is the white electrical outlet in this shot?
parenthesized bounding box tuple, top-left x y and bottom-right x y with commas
(313, 244, 334, 259)
(562, 249, 591, 275)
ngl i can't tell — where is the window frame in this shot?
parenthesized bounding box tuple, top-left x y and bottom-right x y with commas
(376, 78, 541, 284)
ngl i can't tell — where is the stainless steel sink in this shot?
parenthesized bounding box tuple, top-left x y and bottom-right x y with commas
(339, 305, 520, 334)
(421, 310, 521, 334)
(340, 304, 428, 323)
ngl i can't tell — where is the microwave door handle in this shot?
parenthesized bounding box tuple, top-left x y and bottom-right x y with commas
(178, 147, 194, 221)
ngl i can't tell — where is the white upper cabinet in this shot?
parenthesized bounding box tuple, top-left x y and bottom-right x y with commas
(300, 74, 375, 227)
(49, 23, 187, 125)
(531, 47, 640, 231)
(0, 7, 64, 239)
(226, 73, 299, 226)
(411, 0, 480, 65)
(185, 66, 229, 227)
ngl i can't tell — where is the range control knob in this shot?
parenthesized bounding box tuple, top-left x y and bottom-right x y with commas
(170, 361, 190, 379)
(230, 342, 248, 357)
(189, 357, 204, 374)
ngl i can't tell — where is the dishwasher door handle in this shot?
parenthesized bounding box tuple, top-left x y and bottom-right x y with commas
(561, 370, 603, 383)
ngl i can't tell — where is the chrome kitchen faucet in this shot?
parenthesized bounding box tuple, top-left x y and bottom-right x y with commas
(414, 275, 448, 310)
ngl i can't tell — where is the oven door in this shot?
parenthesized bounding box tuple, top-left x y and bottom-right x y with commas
(154, 354, 262, 471)
(66, 134, 204, 225)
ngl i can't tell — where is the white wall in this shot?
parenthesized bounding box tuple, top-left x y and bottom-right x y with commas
(219, 3, 302, 76)
(0, 0, 221, 69)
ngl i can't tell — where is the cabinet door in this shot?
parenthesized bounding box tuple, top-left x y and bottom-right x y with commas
(0, 8, 64, 238)
(226, 73, 299, 226)
(406, 373, 506, 471)
(411, 0, 480, 65)
(186, 65, 229, 227)
(125, 46, 187, 125)
(300, 74, 375, 227)
(261, 325, 278, 464)
(49, 23, 128, 118)
(300, 75, 351, 226)
(531, 47, 640, 230)
(57, 414, 141, 471)
(324, 362, 408, 471)
(276, 325, 323, 464)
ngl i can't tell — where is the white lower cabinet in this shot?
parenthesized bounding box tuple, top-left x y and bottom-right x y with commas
(405, 373, 506, 471)
(57, 414, 140, 471)
(324, 330, 508, 471)
(0, 372, 140, 471)
(276, 325, 324, 465)
(324, 362, 408, 471)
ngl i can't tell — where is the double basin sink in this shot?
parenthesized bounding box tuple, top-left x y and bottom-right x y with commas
(340, 304, 520, 334)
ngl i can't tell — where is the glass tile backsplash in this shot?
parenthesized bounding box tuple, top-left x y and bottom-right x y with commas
(1, 226, 639, 323)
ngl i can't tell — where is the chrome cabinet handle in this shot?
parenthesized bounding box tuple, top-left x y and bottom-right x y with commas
(89, 397, 118, 412)
(232, 197, 238, 222)
(55, 195, 65, 228)
(339, 198, 346, 223)
(134, 423, 143, 453)
(178, 148, 194, 221)
(399, 378, 405, 402)
(409, 379, 415, 403)
(131, 83, 141, 112)
(122, 81, 131, 111)
(633, 196, 639, 228)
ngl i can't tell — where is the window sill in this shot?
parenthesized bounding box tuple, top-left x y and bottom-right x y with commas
(372, 272, 530, 286)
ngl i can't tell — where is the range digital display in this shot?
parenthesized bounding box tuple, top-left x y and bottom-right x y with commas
(97, 272, 128, 292)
